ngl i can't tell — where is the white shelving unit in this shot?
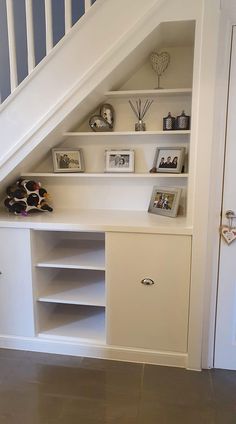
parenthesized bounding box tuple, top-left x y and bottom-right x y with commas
(0, 21, 199, 367)
(17, 40, 193, 354)
(26, 87, 191, 211)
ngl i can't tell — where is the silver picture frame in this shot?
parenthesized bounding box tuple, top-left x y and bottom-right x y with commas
(151, 147, 185, 174)
(148, 186, 182, 217)
(52, 148, 85, 173)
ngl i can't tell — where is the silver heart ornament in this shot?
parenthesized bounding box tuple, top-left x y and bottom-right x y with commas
(100, 104, 114, 127)
(89, 115, 111, 132)
(89, 103, 114, 132)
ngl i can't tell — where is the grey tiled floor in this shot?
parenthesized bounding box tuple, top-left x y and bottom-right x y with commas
(0, 349, 235, 423)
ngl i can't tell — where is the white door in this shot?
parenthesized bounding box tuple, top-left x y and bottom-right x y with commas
(215, 26, 236, 369)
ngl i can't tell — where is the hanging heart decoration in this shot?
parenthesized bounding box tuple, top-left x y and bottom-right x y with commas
(89, 104, 115, 132)
(150, 52, 170, 77)
(221, 226, 236, 245)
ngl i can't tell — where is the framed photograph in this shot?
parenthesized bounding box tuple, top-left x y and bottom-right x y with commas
(105, 150, 134, 173)
(52, 148, 84, 173)
(152, 147, 185, 173)
(148, 186, 182, 217)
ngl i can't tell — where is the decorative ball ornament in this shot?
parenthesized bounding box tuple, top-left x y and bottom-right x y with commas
(4, 179, 53, 215)
(150, 51, 170, 89)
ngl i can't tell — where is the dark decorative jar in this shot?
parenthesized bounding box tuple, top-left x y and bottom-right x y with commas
(176, 110, 190, 130)
(163, 112, 175, 131)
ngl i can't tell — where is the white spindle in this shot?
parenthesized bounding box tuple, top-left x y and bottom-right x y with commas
(65, 0, 72, 34)
(85, 0, 92, 12)
(45, 0, 53, 54)
(25, 0, 35, 73)
(6, 0, 18, 91)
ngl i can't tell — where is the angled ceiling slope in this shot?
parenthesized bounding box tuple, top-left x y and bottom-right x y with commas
(0, 0, 200, 191)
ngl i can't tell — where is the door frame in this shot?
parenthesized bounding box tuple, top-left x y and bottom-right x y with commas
(201, 4, 236, 368)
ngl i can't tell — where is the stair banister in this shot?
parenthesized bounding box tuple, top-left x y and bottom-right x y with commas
(45, 0, 53, 54)
(6, 0, 17, 92)
(85, 0, 93, 12)
(65, 0, 73, 34)
(25, 0, 35, 73)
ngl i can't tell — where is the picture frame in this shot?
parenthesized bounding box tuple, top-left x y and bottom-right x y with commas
(52, 148, 85, 173)
(105, 150, 134, 173)
(148, 186, 182, 217)
(151, 147, 185, 173)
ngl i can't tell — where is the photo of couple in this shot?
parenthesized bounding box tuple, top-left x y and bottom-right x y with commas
(52, 149, 84, 173)
(109, 154, 130, 168)
(56, 152, 80, 169)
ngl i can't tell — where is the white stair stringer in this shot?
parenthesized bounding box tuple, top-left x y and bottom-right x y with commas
(0, 0, 200, 183)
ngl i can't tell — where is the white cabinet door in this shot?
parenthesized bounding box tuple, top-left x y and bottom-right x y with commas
(106, 232, 191, 352)
(0, 228, 35, 336)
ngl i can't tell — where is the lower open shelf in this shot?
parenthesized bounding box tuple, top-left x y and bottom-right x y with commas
(37, 303, 106, 344)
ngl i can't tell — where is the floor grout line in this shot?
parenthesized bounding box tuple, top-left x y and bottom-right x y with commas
(136, 363, 145, 421)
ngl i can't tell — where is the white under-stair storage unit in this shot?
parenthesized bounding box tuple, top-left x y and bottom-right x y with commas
(0, 19, 200, 368)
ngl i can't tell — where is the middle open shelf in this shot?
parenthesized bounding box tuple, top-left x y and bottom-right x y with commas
(37, 269, 106, 306)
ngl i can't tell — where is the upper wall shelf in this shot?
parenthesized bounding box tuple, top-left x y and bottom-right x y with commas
(21, 173, 189, 179)
(64, 130, 191, 137)
(105, 88, 192, 98)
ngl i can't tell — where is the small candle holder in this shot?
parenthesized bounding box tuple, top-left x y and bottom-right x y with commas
(163, 112, 175, 131)
(176, 110, 190, 130)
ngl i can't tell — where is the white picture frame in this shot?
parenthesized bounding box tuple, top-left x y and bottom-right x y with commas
(52, 148, 85, 173)
(105, 150, 135, 173)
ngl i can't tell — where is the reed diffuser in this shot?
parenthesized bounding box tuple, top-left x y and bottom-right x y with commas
(128, 99, 153, 131)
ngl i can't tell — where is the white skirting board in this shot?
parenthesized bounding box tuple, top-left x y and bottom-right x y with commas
(0, 336, 188, 368)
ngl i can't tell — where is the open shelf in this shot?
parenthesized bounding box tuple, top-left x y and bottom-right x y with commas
(37, 270, 105, 306)
(21, 172, 189, 179)
(36, 239, 105, 270)
(105, 88, 192, 98)
(64, 130, 191, 136)
(38, 304, 106, 343)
